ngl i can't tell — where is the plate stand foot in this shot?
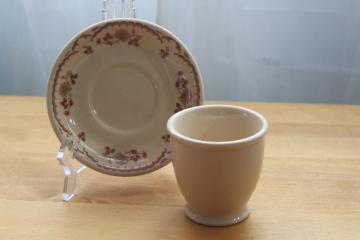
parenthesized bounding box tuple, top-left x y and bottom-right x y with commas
(56, 139, 87, 202)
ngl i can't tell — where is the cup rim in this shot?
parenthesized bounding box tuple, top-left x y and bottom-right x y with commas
(167, 104, 268, 147)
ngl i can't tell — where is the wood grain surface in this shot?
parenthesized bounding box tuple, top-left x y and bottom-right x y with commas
(0, 96, 359, 239)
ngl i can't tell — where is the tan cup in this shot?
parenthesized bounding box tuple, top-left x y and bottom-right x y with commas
(167, 105, 268, 226)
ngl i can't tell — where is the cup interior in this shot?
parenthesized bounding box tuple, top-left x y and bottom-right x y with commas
(168, 105, 267, 143)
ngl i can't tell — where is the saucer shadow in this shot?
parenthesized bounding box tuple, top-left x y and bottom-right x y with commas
(72, 171, 182, 205)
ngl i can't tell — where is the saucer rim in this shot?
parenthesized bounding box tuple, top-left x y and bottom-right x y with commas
(46, 18, 204, 176)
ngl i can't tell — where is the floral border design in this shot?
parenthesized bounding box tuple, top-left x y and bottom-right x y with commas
(79, 147, 171, 174)
(50, 20, 202, 174)
(174, 71, 191, 113)
(58, 71, 77, 116)
(96, 28, 141, 46)
(103, 146, 147, 163)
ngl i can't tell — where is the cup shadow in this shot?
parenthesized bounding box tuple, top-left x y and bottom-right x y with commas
(173, 210, 256, 240)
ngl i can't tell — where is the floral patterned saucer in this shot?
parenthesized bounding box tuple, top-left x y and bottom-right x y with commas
(47, 19, 204, 176)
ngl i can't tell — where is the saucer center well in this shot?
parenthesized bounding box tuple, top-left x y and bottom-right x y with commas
(89, 62, 158, 132)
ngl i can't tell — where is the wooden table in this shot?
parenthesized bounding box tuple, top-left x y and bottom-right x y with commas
(0, 96, 359, 240)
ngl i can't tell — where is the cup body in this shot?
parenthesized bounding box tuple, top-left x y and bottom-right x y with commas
(167, 105, 268, 226)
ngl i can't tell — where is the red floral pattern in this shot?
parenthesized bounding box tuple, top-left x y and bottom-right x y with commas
(83, 45, 93, 55)
(103, 146, 147, 163)
(76, 147, 171, 175)
(50, 20, 202, 174)
(59, 71, 78, 116)
(161, 134, 170, 143)
(77, 131, 86, 141)
(160, 47, 169, 59)
(95, 29, 141, 47)
(174, 71, 191, 113)
(114, 29, 131, 41)
(157, 148, 171, 164)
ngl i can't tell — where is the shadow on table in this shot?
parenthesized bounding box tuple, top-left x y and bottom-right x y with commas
(172, 210, 257, 240)
(70, 169, 184, 205)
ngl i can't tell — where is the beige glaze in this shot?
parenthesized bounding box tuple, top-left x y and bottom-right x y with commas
(167, 105, 268, 226)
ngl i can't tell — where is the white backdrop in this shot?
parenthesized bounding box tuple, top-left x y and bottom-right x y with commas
(1, 0, 359, 103)
(157, 0, 360, 103)
(0, 0, 157, 95)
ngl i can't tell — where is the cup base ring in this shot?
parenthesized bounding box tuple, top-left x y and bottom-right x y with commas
(184, 205, 250, 227)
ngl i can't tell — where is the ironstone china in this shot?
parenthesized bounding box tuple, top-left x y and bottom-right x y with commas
(47, 18, 204, 176)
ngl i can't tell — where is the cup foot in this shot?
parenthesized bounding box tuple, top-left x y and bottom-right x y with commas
(184, 206, 250, 227)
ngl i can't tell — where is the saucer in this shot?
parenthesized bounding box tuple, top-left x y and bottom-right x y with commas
(47, 19, 204, 176)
